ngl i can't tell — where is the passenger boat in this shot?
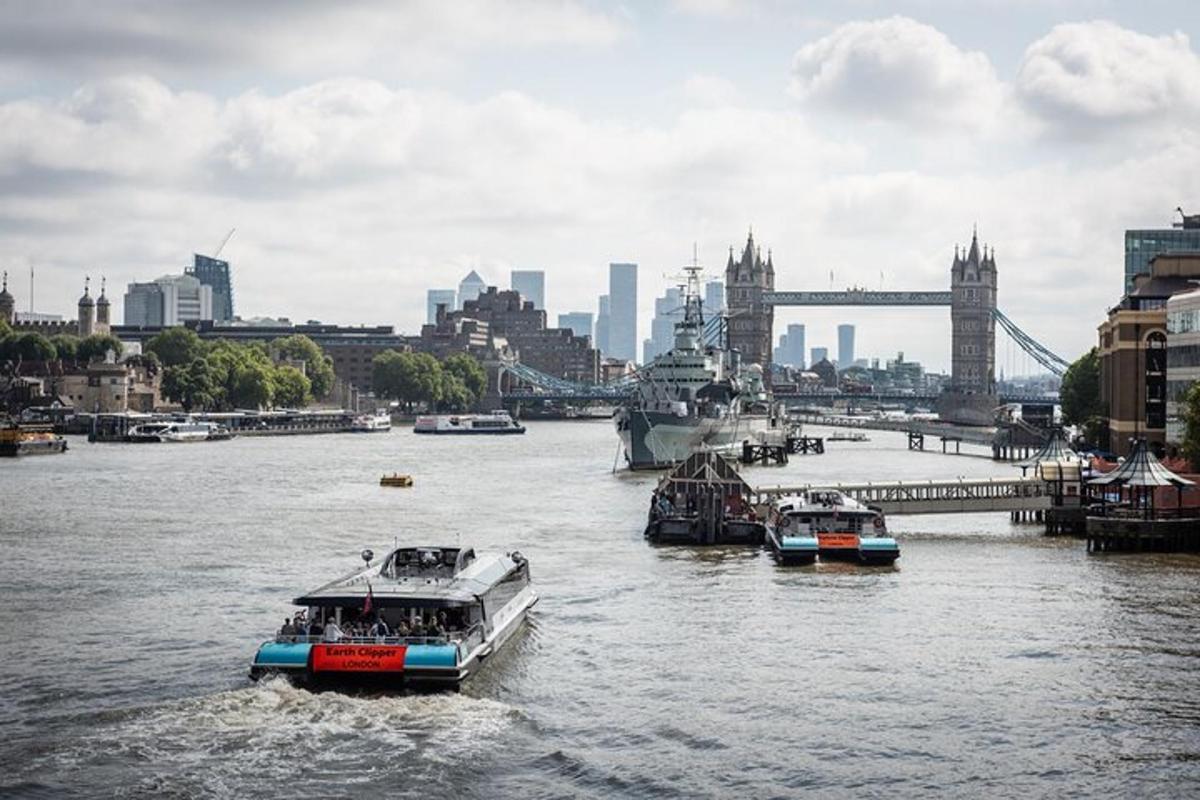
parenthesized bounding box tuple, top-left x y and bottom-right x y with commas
(351, 411, 392, 432)
(380, 473, 413, 487)
(767, 490, 899, 565)
(413, 410, 525, 435)
(125, 419, 231, 442)
(0, 421, 68, 456)
(249, 546, 537, 690)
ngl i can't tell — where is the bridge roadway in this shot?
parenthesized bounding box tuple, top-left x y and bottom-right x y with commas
(765, 290, 952, 306)
(752, 476, 1051, 515)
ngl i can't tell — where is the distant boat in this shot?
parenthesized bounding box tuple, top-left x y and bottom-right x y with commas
(0, 421, 67, 456)
(351, 411, 392, 432)
(125, 419, 230, 443)
(828, 432, 870, 443)
(413, 411, 525, 435)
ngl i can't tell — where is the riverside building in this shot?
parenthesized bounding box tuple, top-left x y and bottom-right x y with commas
(1166, 287, 1200, 446)
(1098, 252, 1200, 456)
(1124, 208, 1200, 294)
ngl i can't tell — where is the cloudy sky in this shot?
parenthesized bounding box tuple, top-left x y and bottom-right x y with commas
(3, 0, 1200, 372)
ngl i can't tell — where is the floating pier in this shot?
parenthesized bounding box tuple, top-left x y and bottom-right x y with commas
(646, 451, 765, 545)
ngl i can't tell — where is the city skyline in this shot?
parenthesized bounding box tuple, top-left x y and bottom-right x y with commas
(3, 4, 1200, 370)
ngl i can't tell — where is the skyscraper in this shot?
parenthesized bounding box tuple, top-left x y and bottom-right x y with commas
(187, 254, 234, 322)
(427, 289, 456, 324)
(811, 347, 828, 365)
(511, 270, 545, 309)
(608, 263, 638, 362)
(557, 312, 594, 340)
(123, 281, 166, 326)
(458, 270, 487, 309)
(786, 323, 806, 368)
(704, 280, 724, 317)
(644, 286, 684, 362)
(595, 295, 611, 354)
(837, 324, 855, 368)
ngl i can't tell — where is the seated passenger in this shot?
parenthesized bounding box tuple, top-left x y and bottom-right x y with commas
(394, 619, 411, 637)
(427, 616, 445, 637)
(279, 618, 296, 640)
(410, 618, 427, 637)
(307, 618, 324, 638)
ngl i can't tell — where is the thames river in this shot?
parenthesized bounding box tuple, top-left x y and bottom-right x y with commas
(2, 421, 1199, 798)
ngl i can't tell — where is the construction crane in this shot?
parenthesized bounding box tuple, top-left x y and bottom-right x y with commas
(212, 228, 236, 259)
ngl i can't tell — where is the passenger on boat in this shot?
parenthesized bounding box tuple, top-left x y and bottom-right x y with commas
(278, 618, 296, 639)
(427, 615, 445, 638)
(410, 618, 426, 637)
(308, 618, 324, 638)
(323, 618, 343, 642)
(394, 619, 410, 637)
(369, 617, 391, 638)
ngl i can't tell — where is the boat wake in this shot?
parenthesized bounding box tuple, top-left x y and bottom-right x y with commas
(33, 679, 523, 796)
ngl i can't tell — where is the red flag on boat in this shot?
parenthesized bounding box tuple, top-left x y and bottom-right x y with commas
(363, 581, 374, 616)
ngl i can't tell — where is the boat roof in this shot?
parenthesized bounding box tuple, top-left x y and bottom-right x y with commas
(771, 490, 873, 514)
(292, 546, 523, 608)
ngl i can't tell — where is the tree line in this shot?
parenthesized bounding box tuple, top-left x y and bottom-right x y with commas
(372, 350, 487, 411)
(0, 320, 125, 366)
(144, 327, 336, 412)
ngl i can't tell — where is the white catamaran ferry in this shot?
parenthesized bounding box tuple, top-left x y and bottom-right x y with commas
(350, 411, 392, 432)
(125, 419, 231, 443)
(250, 545, 537, 690)
(413, 410, 525, 435)
(766, 490, 900, 566)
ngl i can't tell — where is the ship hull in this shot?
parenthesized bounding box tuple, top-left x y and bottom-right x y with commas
(616, 409, 774, 470)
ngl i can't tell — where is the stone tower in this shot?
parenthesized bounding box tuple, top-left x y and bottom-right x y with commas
(77, 277, 95, 337)
(95, 276, 111, 333)
(0, 271, 13, 325)
(724, 230, 775, 367)
(940, 228, 998, 424)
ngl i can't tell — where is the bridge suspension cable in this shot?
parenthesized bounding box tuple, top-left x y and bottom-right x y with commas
(990, 309, 1070, 377)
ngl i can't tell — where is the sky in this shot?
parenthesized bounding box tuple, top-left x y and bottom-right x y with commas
(2, 0, 1200, 372)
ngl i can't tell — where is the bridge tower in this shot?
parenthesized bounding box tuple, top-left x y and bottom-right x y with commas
(939, 228, 998, 425)
(725, 229, 774, 367)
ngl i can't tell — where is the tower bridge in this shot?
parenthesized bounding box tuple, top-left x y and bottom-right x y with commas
(498, 229, 1068, 424)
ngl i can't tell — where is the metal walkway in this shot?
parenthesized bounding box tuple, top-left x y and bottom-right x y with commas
(753, 476, 1052, 515)
(788, 413, 997, 446)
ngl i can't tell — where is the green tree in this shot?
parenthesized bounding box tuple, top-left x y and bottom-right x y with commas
(146, 327, 204, 367)
(10, 332, 56, 361)
(49, 334, 80, 362)
(443, 352, 487, 404)
(1060, 348, 1102, 425)
(228, 362, 275, 409)
(162, 358, 218, 412)
(437, 372, 472, 410)
(373, 350, 414, 408)
(271, 335, 335, 398)
(77, 333, 124, 363)
(0, 318, 11, 338)
(272, 364, 312, 408)
(1182, 382, 1200, 470)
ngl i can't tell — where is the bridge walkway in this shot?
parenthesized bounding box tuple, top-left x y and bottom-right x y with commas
(753, 476, 1051, 515)
(790, 414, 996, 446)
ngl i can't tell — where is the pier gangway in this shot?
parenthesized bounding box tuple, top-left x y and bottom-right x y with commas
(753, 476, 1052, 515)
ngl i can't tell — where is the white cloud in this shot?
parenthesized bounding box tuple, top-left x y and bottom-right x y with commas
(1016, 21, 1200, 132)
(0, 0, 625, 82)
(790, 16, 1005, 128)
(683, 74, 740, 106)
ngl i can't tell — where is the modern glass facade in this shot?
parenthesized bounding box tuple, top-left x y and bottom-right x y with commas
(511, 270, 545, 309)
(837, 324, 855, 368)
(188, 254, 234, 322)
(1124, 228, 1200, 293)
(557, 312, 594, 340)
(426, 289, 456, 324)
(608, 263, 638, 362)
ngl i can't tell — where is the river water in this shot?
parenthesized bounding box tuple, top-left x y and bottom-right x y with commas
(2, 421, 1199, 798)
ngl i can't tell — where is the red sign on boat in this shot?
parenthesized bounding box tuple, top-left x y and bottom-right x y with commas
(311, 644, 407, 673)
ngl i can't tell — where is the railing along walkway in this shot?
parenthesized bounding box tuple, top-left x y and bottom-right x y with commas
(753, 476, 1052, 515)
(789, 414, 997, 446)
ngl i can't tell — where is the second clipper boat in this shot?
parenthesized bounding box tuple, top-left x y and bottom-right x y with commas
(614, 263, 778, 470)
